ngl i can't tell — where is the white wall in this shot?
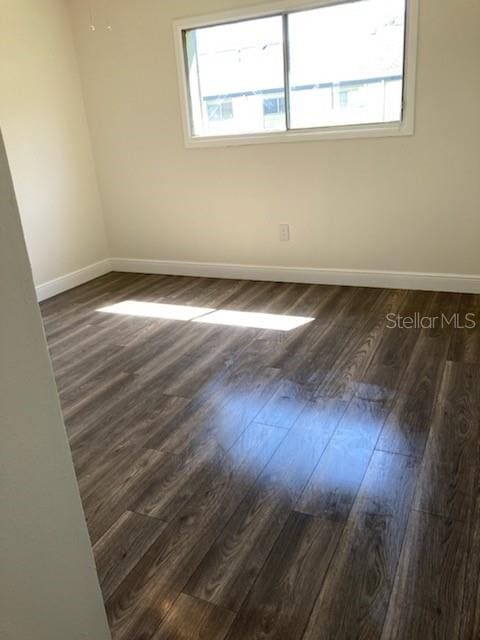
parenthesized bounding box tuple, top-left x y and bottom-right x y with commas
(67, 0, 480, 278)
(0, 131, 110, 640)
(0, 0, 109, 287)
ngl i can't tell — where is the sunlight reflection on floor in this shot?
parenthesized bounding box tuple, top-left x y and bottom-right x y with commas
(97, 300, 214, 321)
(193, 309, 314, 331)
(97, 300, 314, 331)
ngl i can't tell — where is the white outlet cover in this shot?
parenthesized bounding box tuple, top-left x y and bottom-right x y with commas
(279, 224, 290, 241)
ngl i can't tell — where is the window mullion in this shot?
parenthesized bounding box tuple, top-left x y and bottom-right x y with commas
(282, 13, 292, 131)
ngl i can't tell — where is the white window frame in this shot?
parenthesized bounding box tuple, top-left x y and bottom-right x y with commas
(173, 0, 419, 148)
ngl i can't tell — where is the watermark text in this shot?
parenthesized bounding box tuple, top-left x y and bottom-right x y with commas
(386, 313, 477, 330)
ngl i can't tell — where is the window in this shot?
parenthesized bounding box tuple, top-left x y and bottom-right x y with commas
(182, 16, 285, 137)
(207, 100, 234, 121)
(263, 96, 286, 116)
(338, 83, 366, 110)
(175, 0, 418, 146)
(263, 95, 286, 130)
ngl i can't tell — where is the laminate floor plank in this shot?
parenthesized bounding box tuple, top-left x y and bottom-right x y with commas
(448, 294, 480, 363)
(225, 512, 342, 640)
(97, 396, 191, 455)
(152, 593, 235, 640)
(159, 327, 258, 399)
(144, 365, 283, 456)
(302, 290, 397, 395)
(55, 343, 126, 389)
(302, 451, 419, 640)
(69, 378, 188, 450)
(220, 280, 286, 312)
(105, 422, 286, 640)
(376, 333, 450, 457)
(129, 323, 238, 382)
(82, 447, 172, 544)
(297, 397, 390, 521)
(48, 273, 226, 358)
(315, 289, 407, 402)
(49, 315, 158, 362)
(354, 450, 419, 520)
(331, 286, 384, 329)
(185, 399, 347, 610)
(43, 274, 166, 340)
(130, 445, 220, 523)
(459, 479, 480, 640)
(129, 420, 273, 523)
(380, 511, 468, 640)
(40, 272, 142, 320)
(240, 286, 339, 372)
(283, 321, 356, 387)
(423, 291, 461, 338)
(94, 511, 167, 601)
(354, 289, 436, 403)
(269, 286, 359, 372)
(45, 272, 175, 344)
(75, 443, 148, 499)
(61, 371, 134, 438)
(255, 379, 312, 429)
(414, 361, 480, 521)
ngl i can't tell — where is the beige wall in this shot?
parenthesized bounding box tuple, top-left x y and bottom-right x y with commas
(0, 131, 110, 640)
(0, 0, 108, 287)
(67, 0, 480, 277)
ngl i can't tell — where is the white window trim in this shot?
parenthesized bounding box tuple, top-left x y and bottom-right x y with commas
(173, 0, 419, 149)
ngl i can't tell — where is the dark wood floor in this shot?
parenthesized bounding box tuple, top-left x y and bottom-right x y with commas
(41, 272, 480, 640)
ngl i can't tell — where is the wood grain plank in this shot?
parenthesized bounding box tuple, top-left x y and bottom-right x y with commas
(302, 451, 418, 640)
(459, 480, 480, 640)
(185, 399, 347, 610)
(144, 365, 282, 455)
(297, 397, 389, 520)
(269, 286, 359, 374)
(152, 593, 234, 640)
(255, 379, 312, 429)
(70, 381, 189, 451)
(448, 294, 480, 363)
(159, 327, 258, 399)
(43, 274, 168, 342)
(381, 511, 468, 640)
(225, 512, 342, 640)
(422, 291, 460, 338)
(315, 289, 407, 402)
(94, 511, 167, 601)
(355, 290, 435, 403)
(81, 448, 172, 544)
(355, 450, 419, 520)
(105, 422, 285, 640)
(376, 334, 450, 457)
(414, 361, 480, 521)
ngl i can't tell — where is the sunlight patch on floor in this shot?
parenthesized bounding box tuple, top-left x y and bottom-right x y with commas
(193, 309, 314, 331)
(97, 300, 314, 331)
(97, 300, 214, 321)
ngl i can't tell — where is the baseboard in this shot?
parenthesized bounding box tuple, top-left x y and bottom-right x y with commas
(35, 257, 480, 300)
(110, 258, 480, 294)
(36, 259, 112, 302)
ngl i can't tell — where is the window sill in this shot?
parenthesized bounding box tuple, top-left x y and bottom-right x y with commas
(183, 120, 414, 149)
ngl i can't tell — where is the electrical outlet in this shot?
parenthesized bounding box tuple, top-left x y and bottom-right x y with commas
(279, 224, 290, 242)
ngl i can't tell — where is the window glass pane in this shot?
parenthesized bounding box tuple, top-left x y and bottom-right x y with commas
(288, 0, 406, 129)
(185, 16, 286, 137)
(207, 100, 234, 121)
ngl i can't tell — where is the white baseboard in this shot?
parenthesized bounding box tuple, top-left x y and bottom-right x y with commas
(110, 258, 480, 294)
(36, 259, 112, 302)
(35, 257, 480, 300)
